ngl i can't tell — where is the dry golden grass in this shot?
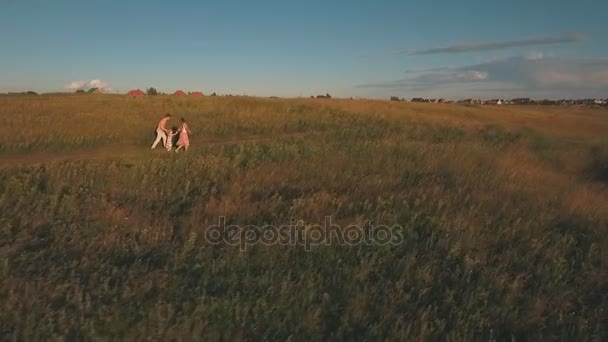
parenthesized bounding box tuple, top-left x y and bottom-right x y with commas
(0, 94, 606, 340)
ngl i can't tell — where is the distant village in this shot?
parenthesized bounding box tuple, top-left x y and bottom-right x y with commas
(399, 97, 608, 107)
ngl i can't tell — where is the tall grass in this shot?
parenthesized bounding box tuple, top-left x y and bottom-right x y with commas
(0, 95, 606, 340)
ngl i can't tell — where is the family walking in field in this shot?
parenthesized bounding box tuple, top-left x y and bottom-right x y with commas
(151, 113, 191, 152)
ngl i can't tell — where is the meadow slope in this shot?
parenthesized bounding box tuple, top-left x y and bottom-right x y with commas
(0, 95, 606, 340)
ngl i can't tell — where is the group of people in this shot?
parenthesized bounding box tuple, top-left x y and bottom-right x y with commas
(151, 113, 191, 152)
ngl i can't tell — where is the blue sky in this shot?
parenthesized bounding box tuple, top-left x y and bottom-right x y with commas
(2, 0, 607, 99)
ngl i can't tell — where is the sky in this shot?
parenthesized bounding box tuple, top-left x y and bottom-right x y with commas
(1, 0, 608, 99)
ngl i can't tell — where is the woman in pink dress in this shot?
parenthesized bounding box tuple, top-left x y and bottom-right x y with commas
(175, 118, 192, 152)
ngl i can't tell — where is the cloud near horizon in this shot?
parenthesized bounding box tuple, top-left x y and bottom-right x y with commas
(357, 54, 608, 98)
(65, 79, 110, 91)
(398, 33, 588, 56)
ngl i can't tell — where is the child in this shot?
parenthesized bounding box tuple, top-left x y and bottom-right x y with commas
(165, 126, 178, 151)
(175, 118, 192, 152)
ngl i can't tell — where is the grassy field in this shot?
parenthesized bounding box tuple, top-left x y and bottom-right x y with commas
(0, 94, 606, 340)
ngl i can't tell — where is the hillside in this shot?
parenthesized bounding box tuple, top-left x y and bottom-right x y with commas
(0, 95, 606, 340)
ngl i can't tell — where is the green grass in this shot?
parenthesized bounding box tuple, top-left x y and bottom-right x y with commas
(0, 95, 606, 340)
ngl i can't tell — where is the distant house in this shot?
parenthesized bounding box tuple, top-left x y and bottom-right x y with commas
(127, 89, 145, 96)
(190, 91, 204, 97)
(416, 98, 429, 102)
(539, 99, 557, 105)
(512, 98, 532, 104)
(316, 93, 332, 99)
(173, 90, 186, 96)
(485, 99, 503, 105)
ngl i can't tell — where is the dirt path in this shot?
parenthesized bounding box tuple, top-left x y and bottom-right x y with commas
(0, 132, 318, 169)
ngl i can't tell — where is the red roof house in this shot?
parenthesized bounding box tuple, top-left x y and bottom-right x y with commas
(173, 90, 186, 95)
(127, 89, 145, 96)
(190, 91, 204, 97)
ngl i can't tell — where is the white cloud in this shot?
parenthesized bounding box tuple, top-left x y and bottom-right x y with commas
(357, 55, 608, 98)
(66, 81, 86, 91)
(457, 70, 488, 81)
(526, 52, 544, 60)
(358, 69, 489, 89)
(398, 33, 587, 56)
(65, 79, 110, 91)
(88, 79, 108, 89)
